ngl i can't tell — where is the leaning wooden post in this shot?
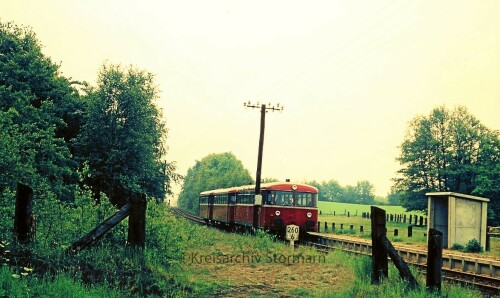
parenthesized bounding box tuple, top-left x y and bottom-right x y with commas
(371, 206, 388, 284)
(14, 183, 34, 243)
(380, 236, 419, 290)
(128, 193, 147, 248)
(68, 204, 131, 253)
(426, 228, 443, 293)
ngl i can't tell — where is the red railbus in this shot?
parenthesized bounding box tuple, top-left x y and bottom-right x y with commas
(199, 182, 318, 237)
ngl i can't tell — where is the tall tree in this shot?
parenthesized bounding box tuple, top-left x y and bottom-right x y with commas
(394, 106, 500, 223)
(0, 21, 80, 200)
(177, 152, 253, 214)
(77, 64, 178, 205)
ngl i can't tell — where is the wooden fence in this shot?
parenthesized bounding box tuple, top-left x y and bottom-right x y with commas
(12, 182, 147, 252)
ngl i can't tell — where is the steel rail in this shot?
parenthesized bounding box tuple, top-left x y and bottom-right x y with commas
(306, 232, 500, 296)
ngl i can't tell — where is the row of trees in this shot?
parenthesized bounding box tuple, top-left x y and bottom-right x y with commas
(0, 21, 178, 207)
(307, 180, 376, 204)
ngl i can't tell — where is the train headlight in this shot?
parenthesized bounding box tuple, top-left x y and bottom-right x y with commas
(275, 210, 281, 216)
(306, 212, 312, 218)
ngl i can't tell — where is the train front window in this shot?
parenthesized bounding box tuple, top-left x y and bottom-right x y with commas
(274, 191, 293, 206)
(295, 192, 317, 207)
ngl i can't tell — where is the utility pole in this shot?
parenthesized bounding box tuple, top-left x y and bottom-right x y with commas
(244, 101, 284, 228)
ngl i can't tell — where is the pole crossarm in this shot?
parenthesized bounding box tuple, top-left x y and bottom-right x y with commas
(244, 101, 284, 112)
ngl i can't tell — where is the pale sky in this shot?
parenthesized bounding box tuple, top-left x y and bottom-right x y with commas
(2, 1, 500, 201)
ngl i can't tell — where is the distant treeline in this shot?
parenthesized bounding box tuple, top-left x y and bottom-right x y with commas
(306, 180, 376, 205)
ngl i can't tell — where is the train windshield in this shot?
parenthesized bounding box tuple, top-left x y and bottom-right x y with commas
(265, 191, 317, 207)
(295, 192, 317, 207)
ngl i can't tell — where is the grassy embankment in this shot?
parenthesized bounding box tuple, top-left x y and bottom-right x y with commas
(318, 201, 500, 258)
(1, 198, 484, 297)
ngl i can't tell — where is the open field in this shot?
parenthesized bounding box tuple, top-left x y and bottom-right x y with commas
(317, 201, 500, 258)
(318, 201, 426, 217)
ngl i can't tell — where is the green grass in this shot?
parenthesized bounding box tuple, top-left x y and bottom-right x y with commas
(0, 197, 486, 297)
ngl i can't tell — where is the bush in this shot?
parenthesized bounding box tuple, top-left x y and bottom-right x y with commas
(451, 243, 464, 250)
(464, 239, 482, 253)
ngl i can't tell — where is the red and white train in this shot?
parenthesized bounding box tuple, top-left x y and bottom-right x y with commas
(199, 182, 318, 237)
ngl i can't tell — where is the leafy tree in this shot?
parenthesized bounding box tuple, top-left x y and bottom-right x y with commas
(0, 21, 80, 200)
(76, 64, 179, 205)
(177, 152, 253, 214)
(353, 180, 376, 204)
(321, 179, 344, 202)
(393, 106, 500, 223)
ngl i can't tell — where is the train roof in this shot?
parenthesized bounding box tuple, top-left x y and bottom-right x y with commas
(199, 182, 318, 196)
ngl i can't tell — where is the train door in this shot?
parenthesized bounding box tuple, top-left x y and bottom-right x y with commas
(228, 193, 236, 227)
(208, 194, 214, 221)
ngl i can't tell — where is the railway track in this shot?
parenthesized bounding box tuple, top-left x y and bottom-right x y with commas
(307, 232, 500, 296)
(171, 208, 500, 296)
(170, 207, 206, 224)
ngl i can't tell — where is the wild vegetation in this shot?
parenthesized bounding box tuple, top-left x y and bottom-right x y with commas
(0, 200, 484, 297)
(0, 21, 179, 207)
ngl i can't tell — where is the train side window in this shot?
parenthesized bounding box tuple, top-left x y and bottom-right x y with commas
(265, 191, 275, 205)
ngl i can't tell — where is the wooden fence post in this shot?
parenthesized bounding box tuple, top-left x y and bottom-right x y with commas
(371, 206, 388, 284)
(324, 221, 328, 231)
(318, 221, 321, 232)
(128, 193, 147, 248)
(426, 228, 443, 293)
(14, 183, 33, 243)
(408, 225, 413, 238)
(486, 227, 491, 252)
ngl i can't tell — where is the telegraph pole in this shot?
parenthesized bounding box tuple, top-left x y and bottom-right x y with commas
(244, 101, 284, 228)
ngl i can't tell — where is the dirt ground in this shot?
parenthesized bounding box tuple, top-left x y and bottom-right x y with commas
(184, 248, 353, 297)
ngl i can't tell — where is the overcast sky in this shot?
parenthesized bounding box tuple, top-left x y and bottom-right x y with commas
(2, 0, 500, 201)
